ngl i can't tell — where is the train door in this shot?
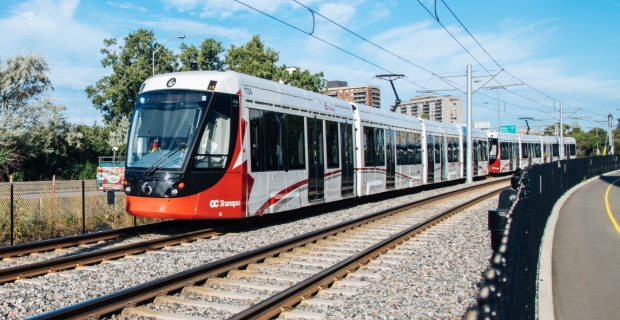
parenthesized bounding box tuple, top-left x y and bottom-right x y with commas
(307, 117, 324, 202)
(427, 135, 435, 182)
(441, 136, 448, 180)
(340, 122, 354, 196)
(386, 129, 395, 189)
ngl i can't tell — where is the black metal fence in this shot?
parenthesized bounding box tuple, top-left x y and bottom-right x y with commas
(468, 155, 620, 319)
(0, 180, 163, 246)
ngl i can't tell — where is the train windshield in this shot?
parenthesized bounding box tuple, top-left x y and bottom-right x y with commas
(126, 90, 212, 170)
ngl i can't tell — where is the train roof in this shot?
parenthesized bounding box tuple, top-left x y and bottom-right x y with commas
(519, 134, 543, 143)
(141, 70, 354, 120)
(460, 126, 489, 139)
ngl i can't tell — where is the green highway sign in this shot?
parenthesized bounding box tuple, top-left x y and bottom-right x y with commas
(500, 125, 517, 134)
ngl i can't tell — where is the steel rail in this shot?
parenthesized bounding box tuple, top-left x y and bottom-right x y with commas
(0, 226, 226, 284)
(29, 178, 508, 320)
(0, 220, 182, 259)
(229, 188, 503, 319)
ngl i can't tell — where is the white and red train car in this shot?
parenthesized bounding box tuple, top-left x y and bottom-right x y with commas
(122, 70, 574, 219)
(488, 132, 576, 174)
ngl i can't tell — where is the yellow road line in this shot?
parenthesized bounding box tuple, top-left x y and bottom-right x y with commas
(604, 177, 620, 235)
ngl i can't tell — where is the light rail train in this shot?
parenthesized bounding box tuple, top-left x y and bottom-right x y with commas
(122, 71, 576, 219)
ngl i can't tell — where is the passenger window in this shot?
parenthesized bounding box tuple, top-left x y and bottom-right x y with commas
(263, 111, 284, 171)
(363, 126, 375, 166)
(249, 109, 262, 171)
(286, 115, 305, 170)
(413, 133, 422, 165)
(326, 121, 340, 169)
(376, 128, 385, 166)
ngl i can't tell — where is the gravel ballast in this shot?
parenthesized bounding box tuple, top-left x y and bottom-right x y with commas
(0, 179, 501, 319)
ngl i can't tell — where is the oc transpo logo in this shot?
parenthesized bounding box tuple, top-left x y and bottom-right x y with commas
(209, 200, 241, 208)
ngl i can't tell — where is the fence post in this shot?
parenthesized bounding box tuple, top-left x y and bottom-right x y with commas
(82, 180, 86, 234)
(10, 182, 14, 246)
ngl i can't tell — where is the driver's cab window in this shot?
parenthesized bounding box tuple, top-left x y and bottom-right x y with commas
(194, 94, 232, 169)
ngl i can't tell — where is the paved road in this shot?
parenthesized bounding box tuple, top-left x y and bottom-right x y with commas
(553, 172, 620, 319)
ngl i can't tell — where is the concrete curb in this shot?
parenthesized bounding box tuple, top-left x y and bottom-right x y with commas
(537, 170, 620, 319)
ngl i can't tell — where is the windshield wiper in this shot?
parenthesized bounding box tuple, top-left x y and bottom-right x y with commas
(144, 144, 186, 176)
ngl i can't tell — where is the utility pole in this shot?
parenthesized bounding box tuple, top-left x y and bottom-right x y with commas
(466, 65, 473, 184)
(560, 103, 564, 159)
(608, 113, 614, 154)
(484, 83, 522, 131)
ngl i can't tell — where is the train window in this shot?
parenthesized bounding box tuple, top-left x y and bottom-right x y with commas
(194, 94, 232, 169)
(340, 122, 354, 167)
(435, 141, 441, 164)
(489, 139, 497, 162)
(500, 142, 508, 160)
(552, 144, 559, 157)
(427, 135, 434, 165)
(286, 114, 305, 170)
(483, 141, 489, 161)
(249, 109, 262, 171)
(447, 140, 453, 163)
(363, 126, 376, 166)
(326, 121, 340, 169)
(263, 111, 284, 171)
(413, 133, 422, 165)
(407, 132, 415, 165)
(535, 144, 541, 158)
(376, 128, 385, 166)
(453, 138, 460, 163)
(395, 131, 405, 165)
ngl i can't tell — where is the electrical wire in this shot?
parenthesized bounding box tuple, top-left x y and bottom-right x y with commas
(235, 0, 571, 121)
(435, 0, 608, 118)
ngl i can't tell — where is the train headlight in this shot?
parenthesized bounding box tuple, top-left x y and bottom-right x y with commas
(125, 186, 131, 193)
(170, 188, 179, 196)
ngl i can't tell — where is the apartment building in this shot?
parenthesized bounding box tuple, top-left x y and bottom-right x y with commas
(391, 95, 463, 124)
(325, 81, 381, 108)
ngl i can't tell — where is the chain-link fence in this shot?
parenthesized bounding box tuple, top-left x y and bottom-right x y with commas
(0, 180, 164, 246)
(467, 155, 620, 320)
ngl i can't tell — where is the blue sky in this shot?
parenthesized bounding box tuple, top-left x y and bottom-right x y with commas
(1, 0, 619, 132)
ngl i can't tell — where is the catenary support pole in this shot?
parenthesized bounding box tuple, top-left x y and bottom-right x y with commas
(10, 183, 14, 246)
(560, 103, 564, 159)
(466, 64, 473, 184)
(82, 180, 86, 234)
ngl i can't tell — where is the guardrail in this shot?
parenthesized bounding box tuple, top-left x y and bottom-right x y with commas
(467, 155, 620, 320)
(0, 180, 162, 246)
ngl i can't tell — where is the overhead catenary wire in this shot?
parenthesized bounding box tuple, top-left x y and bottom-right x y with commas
(434, 0, 607, 118)
(235, 0, 582, 122)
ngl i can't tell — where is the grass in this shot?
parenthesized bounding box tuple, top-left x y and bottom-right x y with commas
(0, 186, 164, 246)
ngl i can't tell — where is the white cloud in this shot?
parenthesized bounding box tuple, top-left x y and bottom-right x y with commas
(317, 3, 356, 25)
(134, 18, 250, 40)
(0, 0, 109, 59)
(106, 1, 148, 12)
(164, 0, 327, 19)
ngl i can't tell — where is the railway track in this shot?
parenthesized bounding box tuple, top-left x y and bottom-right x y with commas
(0, 222, 230, 284)
(30, 178, 508, 320)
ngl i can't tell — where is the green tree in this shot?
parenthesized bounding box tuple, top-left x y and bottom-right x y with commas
(178, 39, 225, 71)
(279, 66, 326, 92)
(0, 53, 72, 180)
(86, 29, 178, 124)
(224, 35, 281, 80)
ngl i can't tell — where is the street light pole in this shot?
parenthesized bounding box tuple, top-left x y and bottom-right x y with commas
(152, 35, 185, 76)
